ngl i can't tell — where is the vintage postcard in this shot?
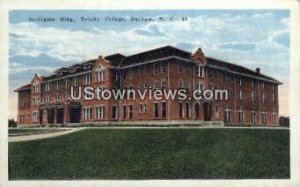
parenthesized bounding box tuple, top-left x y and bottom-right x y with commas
(1, 0, 300, 187)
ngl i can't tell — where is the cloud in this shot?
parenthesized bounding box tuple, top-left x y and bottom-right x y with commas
(213, 41, 259, 51)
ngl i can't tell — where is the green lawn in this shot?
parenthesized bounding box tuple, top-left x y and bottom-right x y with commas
(9, 128, 290, 179)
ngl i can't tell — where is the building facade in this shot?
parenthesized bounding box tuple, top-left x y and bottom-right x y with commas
(15, 46, 281, 126)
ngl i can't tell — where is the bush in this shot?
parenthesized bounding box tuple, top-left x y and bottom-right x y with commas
(8, 119, 17, 128)
(279, 116, 289, 127)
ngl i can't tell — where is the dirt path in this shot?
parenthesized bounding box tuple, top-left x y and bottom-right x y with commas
(9, 128, 86, 143)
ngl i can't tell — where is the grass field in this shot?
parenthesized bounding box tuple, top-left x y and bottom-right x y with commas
(9, 128, 290, 179)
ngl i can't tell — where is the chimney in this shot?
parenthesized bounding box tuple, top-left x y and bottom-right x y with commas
(255, 68, 260, 74)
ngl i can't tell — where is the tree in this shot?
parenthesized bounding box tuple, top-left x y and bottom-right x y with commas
(8, 119, 17, 128)
(279, 116, 289, 127)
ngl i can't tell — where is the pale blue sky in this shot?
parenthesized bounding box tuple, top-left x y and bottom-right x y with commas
(9, 10, 290, 118)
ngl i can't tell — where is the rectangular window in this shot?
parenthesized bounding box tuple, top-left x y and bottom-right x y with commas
(161, 102, 166, 118)
(262, 94, 266, 103)
(161, 63, 167, 73)
(224, 106, 231, 123)
(272, 113, 277, 124)
(128, 105, 133, 119)
(179, 103, 183, 118)
(154, 81, 160, 89)
(154, 103, 159, 118)
(56, 81, 60, 90)
(239, 90, 243, 100)
(153, 63, 160, 75)
(45, 83, 50, 91)
(139, 65, 146, 75)
(239, 78, 242, 85)
(84, 74, 91, 85)
(55, 94, 59, 102)
(161, 80, 167, 90)
(97, 70, 105, 82)
(197, 82, 203, 91)
(123, 105, 127, 119)
(96, 106, 105, 119)
(186, 103, 190, 118)
(83, 107, 92, 120)
(65, 79, 68, 89)
(251, 92, 256, 101)
(251, 111, 256, 124)
(262, 112, 267, 124)
(112, 106, 117, 119)
(238, 109, 244, 123)
(178, 80, 184, 89)
(72, 77, 78, 86)
(196, 65, 204, 77)
(186, 81, 190, 92)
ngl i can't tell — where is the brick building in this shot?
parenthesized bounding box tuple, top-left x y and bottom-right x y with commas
(15, 45, 281, 126)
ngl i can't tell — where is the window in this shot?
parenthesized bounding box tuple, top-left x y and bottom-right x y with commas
(262, 112, 267, 124)
(153, 63, 160, 75)
(239, 78, 242, 85)
(272, 94, 276, 104)
(96, 67, 105, 82)
(112, 106, 117, 119)
(262, 82, 265, 89)
(186, 81, 190, 92)
(161, 63, 167, 73)
(45, 83, 50, 91)
(185, 63, 190, 74)
(83, 65, 91, 70)
(272, 113, 277, 124)
(225, 74, 231, 82)
(161, 80, 167, 90)
(196, 65, 204, 77)
(84, 74, 91, 85)
(186, 103, 190, 118)
(139, 104, 147, 113)
(96, 106, 105, 119)
(32, 112, 39, 123)
(239, 90, 243, 100)
(154, 103, 159, 118)
(83, 107, 92, 120)
(251, 92, 256, 101)
(197, 82, 203, 91)
(224, 106, 231, 123)
(33, 81, 39, 93)
(72, 77, 78, 86)
(44, 96, 50, 103)
(123, 105, 127, 119)
(238, 108, 244, 123)
(251, 111, 257, 124)
(128, 69, 133, 79)
(55, 94, 59, 102)
(179, 102, 183, 118)
(179, 63, 184, 73)
(161, 102, 166, 118)
(251, 80, 254, 87)
(178, 80, 184, 89)
(64, 79, 68, 89)
(262, 94, 266, 103)
(139, 65, 146, 75)
(272, 84, 276, 92)
(64, 93, 69, 100)
(153, 81, 160, 89)
(56, 81, 60, 90)
(128, 105, 133, 119)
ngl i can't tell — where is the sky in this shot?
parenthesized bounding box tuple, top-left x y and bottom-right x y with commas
(9, 10, 290, 119)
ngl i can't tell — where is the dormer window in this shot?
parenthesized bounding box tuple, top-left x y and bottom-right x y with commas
(196, 65, 204, 78)
(33, 80, 39, 93)
(83, 65, 91, 70)
(96, 66, 105, 82)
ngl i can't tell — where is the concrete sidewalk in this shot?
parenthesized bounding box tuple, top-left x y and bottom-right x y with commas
(8, 128, 85, 143)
